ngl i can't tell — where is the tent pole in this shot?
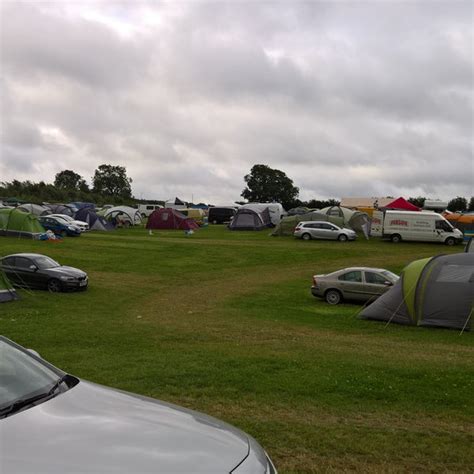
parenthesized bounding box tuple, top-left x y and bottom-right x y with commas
(459, 306, 472, 336)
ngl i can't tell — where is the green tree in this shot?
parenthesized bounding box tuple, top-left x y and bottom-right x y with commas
(241, 164, 299, 209)
(54, 170, 88, 191)
(447, 196, 467, 212)
(408, 196, 426, 209)
(92, 164, 133, 198)
(468, 197, 474, 211)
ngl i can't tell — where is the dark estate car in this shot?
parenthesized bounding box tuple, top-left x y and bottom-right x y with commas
(1, 253, 88, 292)
(39, 216, 82, 237)
(0, 336, 277, 473)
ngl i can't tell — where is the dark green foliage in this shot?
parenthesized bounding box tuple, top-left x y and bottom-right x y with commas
(92, 164, 133, 198)
(408, 196, 426, 208)
(468, 197, 474, 211)
(241, 164, 299, 209)
(54, 170, 89, 192)
(447, 196, 468, 212)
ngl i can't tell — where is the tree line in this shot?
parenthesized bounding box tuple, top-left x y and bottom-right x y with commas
(1, 162, 473, 212)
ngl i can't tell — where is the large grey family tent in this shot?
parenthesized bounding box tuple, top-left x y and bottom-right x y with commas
(0, 208, 45, 239)
(287, 207, 312, 216)
(0, 269, 18, 303)
(104, 206, 142, 226)
(228, 208, 272, 231)
(359, 253, 474, 331)
(69, 202, 95, 210)
(272, 211, 322, 236)
(75, 208, 114, 231)
(17, 203, 50, 216)
(45, 204, 77, 217)
(146, 208, 199, 230)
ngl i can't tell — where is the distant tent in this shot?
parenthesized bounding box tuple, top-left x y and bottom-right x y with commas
(0, 208, 45, 239)
(383, 197, 420, 212)
(359, 253, 474, 331)
(146, 208, 199, 230)
(17, 203, 50, 216)
(0, 268, 18, 303)
(104, 206, 142, 226)
(69, 202, 95, 210)
(272, 211, 322, 236)
(45, 204, 77, 217)
(228, 208, 272, 231)
(75, 208, 115, 231)
(287, 207, 312, 216)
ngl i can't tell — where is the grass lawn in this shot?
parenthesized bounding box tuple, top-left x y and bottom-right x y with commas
(0, 226, 472, 473)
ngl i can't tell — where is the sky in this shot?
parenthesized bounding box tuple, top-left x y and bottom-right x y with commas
(0, 1, 472, 204)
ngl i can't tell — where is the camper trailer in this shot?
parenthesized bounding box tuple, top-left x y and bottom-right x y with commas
(241, 203, 286, 226)
(371, 210, 463, 245)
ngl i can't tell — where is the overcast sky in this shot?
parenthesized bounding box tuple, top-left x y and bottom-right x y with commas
(1, 1, 472, 204)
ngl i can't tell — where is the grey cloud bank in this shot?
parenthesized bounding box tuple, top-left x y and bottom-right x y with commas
(1, 1, 472, 203)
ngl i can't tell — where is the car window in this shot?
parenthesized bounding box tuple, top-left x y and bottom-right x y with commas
(15, 257, 32, 269)
(365, 272, 387, 285)
(321, 223, 334, 230)
(2, 257, 15, 267)
(338, 271, 362, 282)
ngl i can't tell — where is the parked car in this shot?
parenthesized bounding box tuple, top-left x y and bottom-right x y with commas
(311, 267, 399, 304)
(295, 221, 357, 241)
(39, 216, 81, 237)
(48, 214, 89, 232)
(0, 253, 88, 292)
(0, 336, 277, 473)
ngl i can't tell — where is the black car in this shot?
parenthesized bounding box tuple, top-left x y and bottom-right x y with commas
(1, 253, 88, 292)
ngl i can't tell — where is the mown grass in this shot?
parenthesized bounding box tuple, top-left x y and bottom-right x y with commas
(0, 226, 472, 473)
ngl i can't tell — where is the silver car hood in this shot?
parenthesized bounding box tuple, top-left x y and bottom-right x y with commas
(0, 380, 250, 473)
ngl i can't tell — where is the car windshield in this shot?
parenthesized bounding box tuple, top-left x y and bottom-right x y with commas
(57, 215, 72, 222)
(35, 256, 60, 269)
(381, 270, 399, 282)
(0, 337, 61, 412)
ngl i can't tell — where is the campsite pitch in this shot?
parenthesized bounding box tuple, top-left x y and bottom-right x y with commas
(0, 226, 472, 473)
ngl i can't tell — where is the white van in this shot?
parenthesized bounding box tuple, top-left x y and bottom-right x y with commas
(241, 203, 286, 226)
(137, 204, 162, 218)
(371, 210, 463, 245)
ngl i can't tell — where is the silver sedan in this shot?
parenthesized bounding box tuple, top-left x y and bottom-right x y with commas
(294, 221, 357, 241)
(0, 336, 277, 473)
(311, 267, 399, 305)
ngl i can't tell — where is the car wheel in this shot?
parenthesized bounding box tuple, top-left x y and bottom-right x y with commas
(445, 237, 456, 246)
(391, 234, 402, 243)
(302, 233, 312, 241)
(338, 234, 348, 242)
(47, 278, 62, 293)
(325, 289, 342, 305)
(141, 213, 146, 219)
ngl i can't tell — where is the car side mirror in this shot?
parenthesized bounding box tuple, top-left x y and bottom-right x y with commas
(384, 281, 393, 286)
(29, 264, 38, 272)
(27, 348, 41, 358)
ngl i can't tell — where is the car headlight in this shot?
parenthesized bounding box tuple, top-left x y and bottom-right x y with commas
(60, 276, 76, 281)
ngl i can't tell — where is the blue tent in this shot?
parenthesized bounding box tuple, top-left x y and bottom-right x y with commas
(75, 208, 114, 231)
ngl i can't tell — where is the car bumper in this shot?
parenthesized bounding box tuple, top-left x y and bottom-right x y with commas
(311, 286, 323, 298)
(62, 279, 88, 291)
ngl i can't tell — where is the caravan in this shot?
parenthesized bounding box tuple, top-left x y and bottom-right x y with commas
(371, 210, 463, 245)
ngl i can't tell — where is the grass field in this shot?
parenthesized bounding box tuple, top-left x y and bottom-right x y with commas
(1, 226, 472, 473)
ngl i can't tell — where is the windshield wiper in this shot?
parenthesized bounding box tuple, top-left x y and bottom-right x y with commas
(0, 374, 69, 419)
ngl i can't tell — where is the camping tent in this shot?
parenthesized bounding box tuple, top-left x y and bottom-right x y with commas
(69, 202, 95, 210)
(146, 208, 199, 230)
(104, 206, 142, 226)
(287, 207, 312, 216)
(164, 197, 187, 209)
(383, 197, 420, 212)
(228, 208, 272, 231)
(271, 211, 322, 236)
(45, 204, 78, 217)
(17, 203, 51, 216)
(443, 212, 474, 242)
(359, 253, 474, 331)
(75, 208, 115, 231)
(0, 208, 45, 239)
(0, 269, 18, 303)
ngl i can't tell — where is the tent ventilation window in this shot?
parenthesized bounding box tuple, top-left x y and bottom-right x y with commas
(436, 265, 474, 283)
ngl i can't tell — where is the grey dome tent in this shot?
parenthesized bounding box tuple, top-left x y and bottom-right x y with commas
(228, 208, 272, 231)
(359, 253, 474, 331)
(0, 268, 18, 303)
(17, 203, 50, 216)
(75, 208, 114, 231)
(45, 204, 77, 217)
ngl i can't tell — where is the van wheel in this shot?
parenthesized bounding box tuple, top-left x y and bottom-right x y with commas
(325, 289, 342, 305)
(141, 213, 146, 218)
(47, 279, 62, 293)
(338, 234, 348, 242)
(391, 234, 402, 243)
(212, 220, 217, 224)
(302, 233, 312, 241)
(445, 237, 456, 246)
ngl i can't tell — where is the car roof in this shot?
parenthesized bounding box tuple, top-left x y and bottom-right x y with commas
(298, 221, 337, 224)
(333, 267, 388, 272)
(1, 253, 48, 259)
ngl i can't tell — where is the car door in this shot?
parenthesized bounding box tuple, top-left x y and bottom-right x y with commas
(318, 223, 337, 240)
(1, 257, 19, 285)
(11, 257, 37, 288)
(305, 223, 321, 239)
(363, 271, 392, 299)
(337, 271, 366, 300)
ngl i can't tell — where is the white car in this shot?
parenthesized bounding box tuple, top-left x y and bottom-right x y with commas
(48, 214, 89, 232)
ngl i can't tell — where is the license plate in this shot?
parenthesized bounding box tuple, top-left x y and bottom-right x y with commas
(79, 280, 87, 286)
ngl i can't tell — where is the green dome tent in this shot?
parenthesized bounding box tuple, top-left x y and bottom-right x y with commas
(0, 208, 45, 239)
(271, 211, 322, 236)
(0, 269, 18, 303)
(359, 253, 473, 331)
